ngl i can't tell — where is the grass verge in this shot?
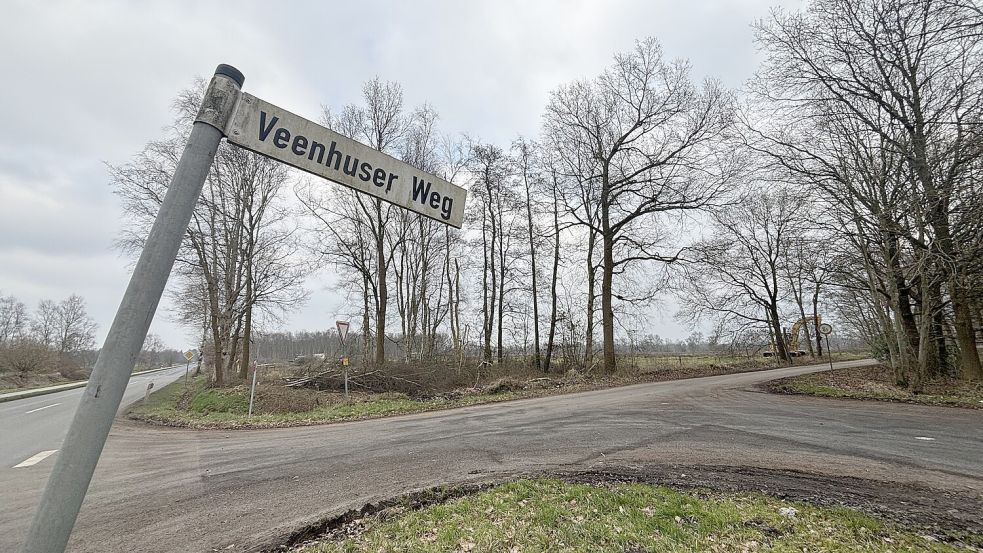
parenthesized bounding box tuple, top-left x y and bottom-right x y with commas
(128, 376, 529, 429)
(129, 355, 872, 430)
(766, 364, 983, 409)
(288, 479, 977, 552)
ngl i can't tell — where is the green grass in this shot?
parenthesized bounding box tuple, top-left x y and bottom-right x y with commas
(130, 353, 878, 429)
(128, 376, 527, 429)
(290, 479, 972, 552)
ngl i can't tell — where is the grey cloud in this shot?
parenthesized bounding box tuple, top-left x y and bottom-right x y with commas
(0, 0, 801, 348)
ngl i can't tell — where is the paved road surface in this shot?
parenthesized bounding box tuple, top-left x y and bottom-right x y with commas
(1, 359, 980, 552)
(0, 364, 187, 468)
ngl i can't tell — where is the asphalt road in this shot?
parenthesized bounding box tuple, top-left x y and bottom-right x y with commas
(0, 364, 188, 468)
(1, 359, 981, 552)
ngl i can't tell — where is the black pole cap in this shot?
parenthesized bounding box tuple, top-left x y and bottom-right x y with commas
(215, 64, 244, 87)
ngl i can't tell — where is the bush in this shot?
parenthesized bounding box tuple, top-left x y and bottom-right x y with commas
(189, 386, 249, 414)
(482, 376, 526, 394)
(0, 340, 57, 374)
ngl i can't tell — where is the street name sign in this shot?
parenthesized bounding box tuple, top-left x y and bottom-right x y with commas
(225, 94, 466, 227)
(23, 65, 468, 553)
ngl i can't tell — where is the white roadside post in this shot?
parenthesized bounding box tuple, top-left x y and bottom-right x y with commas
(21, 65, 244, 553)
(248, 364, 259, 417)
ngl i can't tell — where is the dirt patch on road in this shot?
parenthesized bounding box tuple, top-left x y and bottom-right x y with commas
(261, 464, 983, 552)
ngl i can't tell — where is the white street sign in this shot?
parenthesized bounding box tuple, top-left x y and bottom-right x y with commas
(336, 320, 351, 345)
(226, 93, 466, 227)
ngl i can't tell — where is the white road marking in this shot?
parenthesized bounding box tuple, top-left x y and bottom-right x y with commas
(25, 402, 61, 414)
(914, 436, 936, 441)
(13, 450, 58, 468)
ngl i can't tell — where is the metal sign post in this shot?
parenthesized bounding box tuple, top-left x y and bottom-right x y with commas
(184, 349, 194, 385)
(337, 320, 351, 398)
(21, 65, 244, 553)
(248, 366, 259, 417)
(819, 323, 834, 371)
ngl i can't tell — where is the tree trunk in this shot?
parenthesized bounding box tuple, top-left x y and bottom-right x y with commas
(374, 200, 387, 367)
(238, 273, 253, 381)
(482, 202, 494, 364)
(543, 183, 561, 374)
(584, 229, 597, 370)
(768, 302, 791, 363)
(362, 273, 371, 368)
(600, 168, 616, 378)
(812, 288, 823, 357)
(525, 178, 542, 371)
(952, 280, 983, 380)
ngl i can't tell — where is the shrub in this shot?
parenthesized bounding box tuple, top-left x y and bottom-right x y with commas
(189, 387, 249, 414)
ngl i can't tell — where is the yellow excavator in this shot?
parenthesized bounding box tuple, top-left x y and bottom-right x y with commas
(763, 315, 822, 357)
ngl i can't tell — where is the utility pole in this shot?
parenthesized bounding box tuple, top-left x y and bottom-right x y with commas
(21, 64, 244, 553)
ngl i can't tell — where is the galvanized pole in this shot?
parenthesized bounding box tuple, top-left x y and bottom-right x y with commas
(21, 64, 243, 553)
(248, 366, 258, 417)
(826, 335, 834, 371)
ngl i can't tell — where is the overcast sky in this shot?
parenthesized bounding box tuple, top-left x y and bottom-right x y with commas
(0, 0, 800, 349)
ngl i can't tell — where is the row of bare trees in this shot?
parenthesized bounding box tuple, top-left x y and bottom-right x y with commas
(743, 0, 983, 386)
(112, 81, 308, 386)
(0, 292, 97, 375)
(293, 38, 744, 374)
(678, 0, 983, 386)
(113, 0, 982, 387)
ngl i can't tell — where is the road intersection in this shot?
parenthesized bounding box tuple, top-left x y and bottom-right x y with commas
(1, 359, 980, 552)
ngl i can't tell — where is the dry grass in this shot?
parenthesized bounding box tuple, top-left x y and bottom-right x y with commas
(767, 364, 983, 408)
(128, 353, 871, 430)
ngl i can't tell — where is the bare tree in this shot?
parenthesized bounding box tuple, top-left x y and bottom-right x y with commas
(111, 80, 306, 385)
(30, 299, 59, 348)
(514, 137, 544, 370)
(0, 293, 27, 344)
(677, 190, 805, 362)
(141, 333, 165, 369)
(753, 0, 983, 379)
(545, 37, 738, 371)
(54, 294, 97, 356)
